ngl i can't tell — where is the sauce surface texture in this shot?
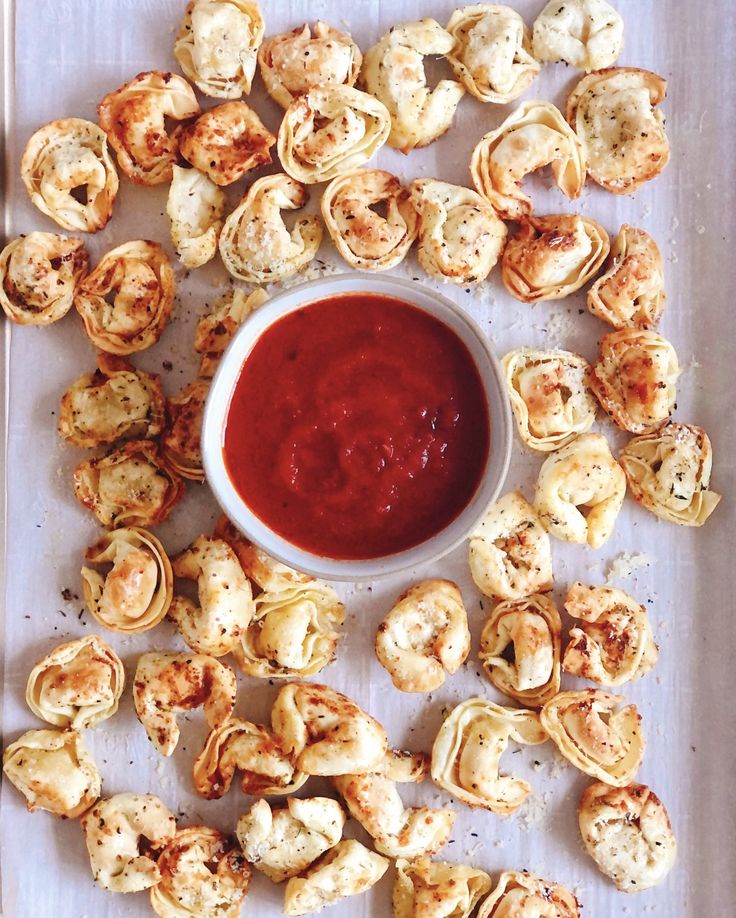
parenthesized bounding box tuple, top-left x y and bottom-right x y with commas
(223, 293, 490, 559)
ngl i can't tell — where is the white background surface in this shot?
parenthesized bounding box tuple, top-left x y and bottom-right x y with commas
(2, 1, 736, 916)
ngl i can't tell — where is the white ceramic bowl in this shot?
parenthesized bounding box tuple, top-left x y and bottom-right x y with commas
(202, 274, 511, 580)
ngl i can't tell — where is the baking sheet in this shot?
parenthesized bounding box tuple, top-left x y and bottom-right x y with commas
(2, 1, 736, 916)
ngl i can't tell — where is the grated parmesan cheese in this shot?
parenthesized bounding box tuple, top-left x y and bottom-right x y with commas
(605, 552, 655, 584)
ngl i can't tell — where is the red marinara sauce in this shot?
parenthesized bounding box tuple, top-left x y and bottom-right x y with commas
(223, 293, 490, 559)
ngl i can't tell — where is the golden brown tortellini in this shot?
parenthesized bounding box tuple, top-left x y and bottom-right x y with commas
(321, 169, 419, 271)
(81, 527, 174, 632)
(195, 289, 268, 378)
(81, 793, 176, 892)
(479, 595, 561, 707)
(214, 515, 313, 593)
(74, 240, 175, 355)
(502, 348, 597, 451)
(477, 870, 581, 918)
(374, 580, 470, 693)
(219, 174, 322, 283)
(410, 178, 507, 285)
(20, 118, 119, 232)
(534, 432, 626, 548)
(361, 19, 465, 153)
(541, 690, 645, 786)
(174, 0, 264, 99)
(133, 652, 237, 756)
(619, 423, 721, 526)
(26, 634, 125, 730)
(2, 728, 100, 819)
(532, 0, 624, 71)
(167, 166, 226, 269)
(97, 71, 200, 185)
(393, 858, 493, 918)
(567, 68, 670, 194)
(0, 232, 88, 325)
(470, 100, 585, 220)
(446, 5, 540, 104)
(431, 698, 547, 813)
(502, 214, 609, 303)
(259, 21, 362, 110)
(73, 440, 184, 528)
(579, 782, 677, 893)
(161, 379, 209, 481)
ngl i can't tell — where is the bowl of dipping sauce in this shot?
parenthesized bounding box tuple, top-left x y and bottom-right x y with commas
(203, 274, 511, 580)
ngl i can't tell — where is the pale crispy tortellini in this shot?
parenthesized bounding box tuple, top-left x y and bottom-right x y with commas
(259, 21, 362, 110)
(446, 5, 540, 104)
(272, 682, 388, 777)
(97, 71, 200, 185)
(534, 432, 626, 548)
(563, 582, 658, 686)
(479, 595, 561, 707)
(169, 535, 254, 657)
(75, 240, 175, 355)
(502, 349, 597, 451)
(541, 689, 645, 786)
(410, 178, 507, 285)
(0, 232, 88, 325)
(393, 857, 493, 918)
(590, 329, 679, 433)
(361, 19, 465, 153)
(567, 68, 670, 194)
(532, 0, 624, 71)
(477, 870, 581, 918)
(20, 118, 119, 232)
(374, 580, 470, 693)
(431, 698, 547, 813)
(81, 793, 176, 892)
(470, 100, 585, 220)
(236, 797, 345, 882)
(82, 527, 174, 632)
(162, 379, 209, 481)
(150, 826, 251, 918)
(321, 169, 419, 271)
(3, 728, 100, 819)
(73, 440, 185, 528)
(579, 782, 677, 892)
(619, 423, 721, 526)
(214, 515, 313, 593)
(469, 491, 553, 601)
(219, 174, 322, 283)
(175, 0, 264, 99)
(283, 839, 389, 917)
(195, 289, 268, 378)
(502, 214, 610, 303)
(167, 166, 226, 269)
(26, 634, 125, 729)
(133, 652, 237, 756)
(59, 353, 165, 448)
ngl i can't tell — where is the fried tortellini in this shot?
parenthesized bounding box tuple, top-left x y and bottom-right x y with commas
(321, 169, 419, 271)
(97, 71, 200, 185)
(532, 0, 624, 71)
(479, 594, 562, 707)
(471, 101, 585, 220)
(393, 858, 492, 918)
(0, 232, 88, 325)
(236, 797, 345, 882)
(82, 527, 174, 632)
(619, 423, 721, 526)
(502, 214, 610, 303)
(174, 0, 264, 98)
(26, 634, 125, 730)
(477, 870, 581, 918)
(534, 432, 626, 548)
(567, 68, 670, 194)
(446, 5, 540, 104)
(259, 21, 362, 110)
(3, 728, 100, 819)
(374, 579, 470, 693)
(75, 240, 175, 355)
(219, 174, 322, 283)
(431, 698, 547, 813)
(541, 690, 645, 786)
(133, 652, 237, 756)
(410, 178, 507, 285)
(195, 288, 268, 377)
(362, 19, 465, 153)
(167, 166, 226, 269)
(162, 379, 209, 481)
(579, 782, 677, 892)
(169, 535, 254, 657)
(502, 349, 597, 451)
(81, 793, 176, 892)
(214, 515, 313, 593)
(20, 118, 119, 232)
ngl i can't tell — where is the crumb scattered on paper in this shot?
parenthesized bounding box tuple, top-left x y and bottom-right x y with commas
(605, 552, 655, 584)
